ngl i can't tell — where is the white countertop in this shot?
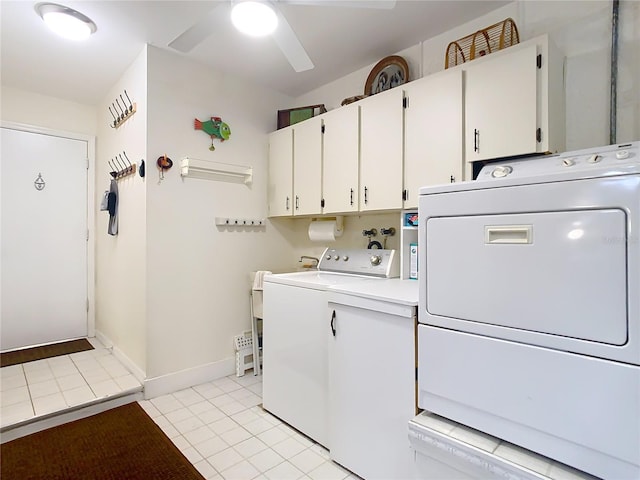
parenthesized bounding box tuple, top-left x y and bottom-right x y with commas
(328, 278, 419, 306)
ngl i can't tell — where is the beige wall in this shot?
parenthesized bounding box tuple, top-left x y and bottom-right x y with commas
(144, 46, 297, 378)
(94, 47, 148, 374)
(1, 85, 97, 135)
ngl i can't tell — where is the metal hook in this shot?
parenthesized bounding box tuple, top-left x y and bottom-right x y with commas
(118, 154, 133, 174)
(124, 90, 133, 112)
(123, 151, 132, 168)
(115, 99, 125, 120)
(108, 106, 117, 123)
(120, 94, 128, 114)
(108, 160, 118, 178)
(114, 156, 125, 176)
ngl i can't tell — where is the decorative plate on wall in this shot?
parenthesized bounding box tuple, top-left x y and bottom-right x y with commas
(364, 55, 409, 96)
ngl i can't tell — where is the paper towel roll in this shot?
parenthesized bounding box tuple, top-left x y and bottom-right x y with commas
(308, 220, 342, 242)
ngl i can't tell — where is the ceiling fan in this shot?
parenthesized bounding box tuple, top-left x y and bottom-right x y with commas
(168, 0, 396, 73)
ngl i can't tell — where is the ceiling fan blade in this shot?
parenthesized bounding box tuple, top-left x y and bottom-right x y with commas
(281, 0, 396, 9)
(168, 3, 228, 53)
(272, 10, 314, 72)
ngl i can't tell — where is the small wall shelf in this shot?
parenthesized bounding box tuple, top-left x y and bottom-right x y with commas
(401, 210, 418, 280)
(181, 157, 252, 184)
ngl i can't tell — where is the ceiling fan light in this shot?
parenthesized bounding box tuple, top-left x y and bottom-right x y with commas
(231, 1, 278, 37)
(36, 3, 97, 41)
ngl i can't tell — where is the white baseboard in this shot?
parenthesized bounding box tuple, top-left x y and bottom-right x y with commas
(93, 330, 235, 400)
(94, 330, 146, 383)
(144, 357, 236, 399)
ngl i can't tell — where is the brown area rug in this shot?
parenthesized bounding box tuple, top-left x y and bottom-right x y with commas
(0, 339, 94, 367)
(0, 402, 204, 480)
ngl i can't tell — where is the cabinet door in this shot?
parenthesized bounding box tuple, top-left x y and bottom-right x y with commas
(329, 303, 416, 479)
(403, 70, 463, 208)
(360, 88, 404, 211)
(322, 104, 359, 214)
(268, 127, 293, 217)
(293, 117, 323, 215)
(465, 44, 538, 162)
(264, 283, 329, 446)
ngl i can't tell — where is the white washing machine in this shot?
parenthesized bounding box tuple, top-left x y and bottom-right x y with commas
(262, 248, 398, 447)
(417, 142, 640, 480)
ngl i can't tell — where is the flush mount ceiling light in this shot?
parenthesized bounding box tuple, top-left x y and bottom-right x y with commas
(35, 3, 97, 41)
(231, 1, 278, 37)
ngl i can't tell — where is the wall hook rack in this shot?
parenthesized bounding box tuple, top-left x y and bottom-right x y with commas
(109, 89, 136, 128)
(108, 151, 137, 180)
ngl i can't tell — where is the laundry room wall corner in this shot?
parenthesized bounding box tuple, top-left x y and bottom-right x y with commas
(95, 46, 148, 377)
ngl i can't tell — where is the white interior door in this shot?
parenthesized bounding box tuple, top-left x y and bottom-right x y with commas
(1, 127, 88, 351)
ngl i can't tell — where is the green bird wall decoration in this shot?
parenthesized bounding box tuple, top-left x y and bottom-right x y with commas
(194, 116, 231, 151)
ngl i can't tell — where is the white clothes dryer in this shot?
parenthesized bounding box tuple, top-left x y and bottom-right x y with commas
(417, 142, 640, 480)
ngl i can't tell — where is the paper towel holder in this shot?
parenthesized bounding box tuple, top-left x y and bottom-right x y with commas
(310, 216, 344, 234)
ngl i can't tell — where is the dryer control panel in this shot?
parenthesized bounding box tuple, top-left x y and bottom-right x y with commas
(477, 141, 639, 182)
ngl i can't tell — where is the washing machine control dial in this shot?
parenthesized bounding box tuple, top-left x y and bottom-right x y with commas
(587, 154, 602, 164)
(342, 256, 349, 261)
(562, 158, 576, 167)
(333, 255, 340, 261)
(616, 150, 630, 160)
(370, 255, 382, 266)
(326, 255, 332, 260)
(491, 165, 513, 178)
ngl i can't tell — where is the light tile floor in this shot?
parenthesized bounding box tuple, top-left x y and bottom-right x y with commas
(1, 339, 357, 479)
(0, 337, 142, 428)
(141, 374, 359, 480)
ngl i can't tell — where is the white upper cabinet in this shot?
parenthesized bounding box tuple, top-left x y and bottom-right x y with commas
(267, 35, 564, 217)
(464, 36, 565, 163)
(322, 104, 359, 214)
(359, 88, 404, 211)
(403, 69, 463, 208)
(293, 117, 323, 216)
(268, 126, 293, 217)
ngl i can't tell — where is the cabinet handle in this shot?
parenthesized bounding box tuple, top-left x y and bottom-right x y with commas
(450, 175, 455, 183)
(330, 310, 336, 337)
(286, 196, 290, 211)
(474, 129, 479, 153)
(350, 188, 354, 206)
(364, 186, 368, 205)
(295, 195, 299, 210)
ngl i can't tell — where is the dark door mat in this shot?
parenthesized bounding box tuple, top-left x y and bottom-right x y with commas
(0, 338, 94, 367)
(1, 401, 205, 480)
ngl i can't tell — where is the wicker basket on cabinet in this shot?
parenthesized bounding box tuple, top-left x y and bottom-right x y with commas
(445, 18, 520, 69)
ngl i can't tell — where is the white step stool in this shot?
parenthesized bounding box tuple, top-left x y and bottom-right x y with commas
(234, 331, 256, 377)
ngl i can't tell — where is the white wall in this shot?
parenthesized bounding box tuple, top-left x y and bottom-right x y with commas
(95, 47, 148, 375)
(144, 46, 302, 381)
(294, 1, 639, 150)
(0, 86, 97, 135)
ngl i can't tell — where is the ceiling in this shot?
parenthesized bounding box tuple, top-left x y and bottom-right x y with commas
(0, 0, 508, 106)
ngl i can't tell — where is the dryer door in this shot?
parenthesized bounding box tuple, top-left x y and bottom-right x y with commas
(425, 208, 627, 344)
